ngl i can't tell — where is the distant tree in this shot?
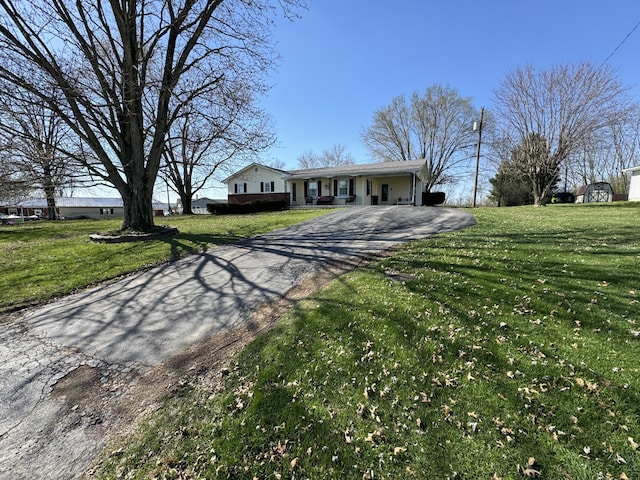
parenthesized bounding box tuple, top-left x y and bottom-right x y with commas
(0, 135, 29, 200)
(0, 0, 304, 231)
(566, 104, 640, 194)
(0, 87, 88, 218)
(268, 158, 287, 171)
(488, 159, 533, 206)
(296, 144, 355, 169)
(162, 77, 275, 215)
(494, 62, 630, 205)
(511, 133, 560, 204)
(362, 85, 478, 193)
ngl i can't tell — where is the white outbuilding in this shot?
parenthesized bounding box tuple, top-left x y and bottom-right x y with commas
(623, 165, 640, 202)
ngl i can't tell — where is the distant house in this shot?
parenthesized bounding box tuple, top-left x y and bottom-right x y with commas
(623, 166, 640, 201)
(0, 197, 169, 219)
(223, 159, 435, 207)
(189, 197, 226, 214)
(574, 182, 614, 203)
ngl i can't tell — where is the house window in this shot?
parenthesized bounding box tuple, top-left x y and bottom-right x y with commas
(292, 183, 297, 202)
(307, 182, 318, 197)
(338, 179, 348, 196)
(100, 208, 114, 215)
(234, 183, 247, 193)
(261, 181, 275, 192)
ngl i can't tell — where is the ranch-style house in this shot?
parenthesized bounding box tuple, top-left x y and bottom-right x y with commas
(223, 159, 436, 207)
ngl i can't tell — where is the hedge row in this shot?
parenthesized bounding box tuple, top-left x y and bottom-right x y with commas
(206, 199, 288, 215)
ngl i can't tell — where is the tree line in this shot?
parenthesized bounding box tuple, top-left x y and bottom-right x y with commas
(1, 1, 638, 231)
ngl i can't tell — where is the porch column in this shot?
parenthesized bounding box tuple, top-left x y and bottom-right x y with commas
(412, 172, 417, 205)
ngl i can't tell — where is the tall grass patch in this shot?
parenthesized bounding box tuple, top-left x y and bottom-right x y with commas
(91, 203, 639, 479)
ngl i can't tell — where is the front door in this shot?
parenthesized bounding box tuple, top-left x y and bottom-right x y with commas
(381, 184, 389, 203)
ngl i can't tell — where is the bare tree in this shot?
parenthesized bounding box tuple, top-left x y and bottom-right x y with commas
(267, 158, 287, 171)
(162, 74, 275, 215)
(0, 0, 304, 231)
(494, 62, 630, 205)
(566, 105, 640, 193)
(0, 135, 30, 200)
(296, 144, 355, 169)
(0, 86, 89, 218)
(362, 85, 478, 192)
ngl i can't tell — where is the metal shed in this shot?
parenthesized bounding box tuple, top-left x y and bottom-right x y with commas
(574, 182, 614, 203)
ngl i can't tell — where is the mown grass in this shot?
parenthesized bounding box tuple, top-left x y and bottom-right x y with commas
(89, 203, 640, 480)
(0, 210, 332, 313)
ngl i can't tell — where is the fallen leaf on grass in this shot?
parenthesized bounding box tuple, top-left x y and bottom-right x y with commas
(518, 457, 541, 477)
(344, 431, 354, 444)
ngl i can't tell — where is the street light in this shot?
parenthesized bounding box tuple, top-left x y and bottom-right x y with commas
(472, 107, 484, 208)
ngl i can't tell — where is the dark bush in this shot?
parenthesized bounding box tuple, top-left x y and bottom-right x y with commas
(422, 191, 446, 206)
(551, 192, 575, 204)
(206, 199, 287, 215)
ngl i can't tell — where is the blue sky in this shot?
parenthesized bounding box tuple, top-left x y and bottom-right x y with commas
(259, 0, 640, 172)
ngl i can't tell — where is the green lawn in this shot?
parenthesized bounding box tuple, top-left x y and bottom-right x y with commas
(88, 203, 640, 480)
(0, 210, 332, 313)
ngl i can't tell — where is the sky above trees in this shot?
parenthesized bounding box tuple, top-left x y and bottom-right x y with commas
(260, 0, 640, 177)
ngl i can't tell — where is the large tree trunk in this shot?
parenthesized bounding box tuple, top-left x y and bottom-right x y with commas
(181, 193, 194, 215)
(119, 176, 156, 231)
(121, 192, 155, 231)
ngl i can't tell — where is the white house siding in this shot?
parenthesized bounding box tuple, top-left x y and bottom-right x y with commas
(372, 176, 414, 205)
(226, 164, 286, 196)
(627, 168, 640, 201)
(58, 206, 124, 219)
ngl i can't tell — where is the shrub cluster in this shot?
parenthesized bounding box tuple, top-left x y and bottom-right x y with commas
(206, 199, 288, 215)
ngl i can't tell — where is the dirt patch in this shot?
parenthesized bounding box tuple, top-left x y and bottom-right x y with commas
(89, 226, 178, 243)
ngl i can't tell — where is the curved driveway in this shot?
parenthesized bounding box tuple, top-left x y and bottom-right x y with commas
(0, 206, 475, 479)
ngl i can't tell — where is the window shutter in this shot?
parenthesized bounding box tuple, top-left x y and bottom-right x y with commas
(333, 179, 337, 196)
(271, 181, 275, 192)
(244, 183, 247, 193)
(317, 180, 321, 195)
(304, 181, 308, 197)
(260, 182, 264, 192)
(234, 183, 238, 194)
(349, 178, 355, 196)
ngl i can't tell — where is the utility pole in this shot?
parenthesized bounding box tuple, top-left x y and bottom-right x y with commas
(472, 107, 484, 208)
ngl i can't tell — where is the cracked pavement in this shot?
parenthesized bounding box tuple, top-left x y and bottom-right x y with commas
(0, 206, 475, 479)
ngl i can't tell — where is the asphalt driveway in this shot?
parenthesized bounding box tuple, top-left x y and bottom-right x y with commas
(0, 206, 475, 479)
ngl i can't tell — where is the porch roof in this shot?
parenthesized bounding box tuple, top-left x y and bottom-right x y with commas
(283, 159, 426, 180)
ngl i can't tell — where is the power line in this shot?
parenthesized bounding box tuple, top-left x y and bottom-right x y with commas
(598, 18, 640, 70)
